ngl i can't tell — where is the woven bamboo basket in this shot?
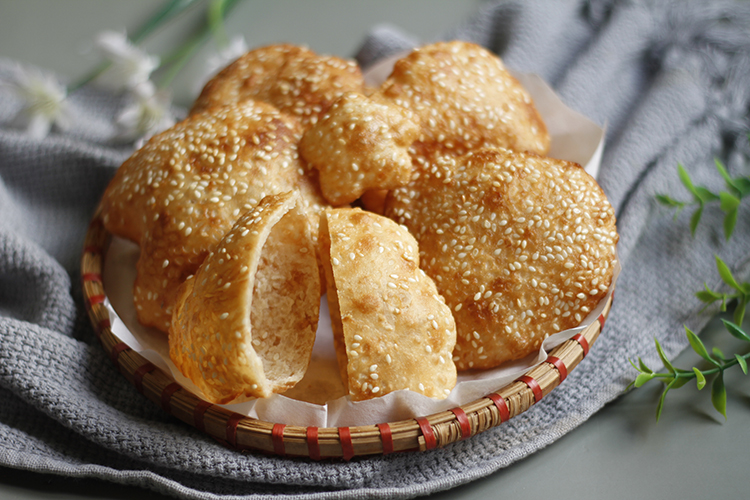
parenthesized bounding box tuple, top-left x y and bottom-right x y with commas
(81, 213, 613, 460)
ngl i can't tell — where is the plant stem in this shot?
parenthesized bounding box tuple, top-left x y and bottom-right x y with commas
(157, 0, 243, 89)
(653, 349, 750, 382)
(67, 0, 203, 93)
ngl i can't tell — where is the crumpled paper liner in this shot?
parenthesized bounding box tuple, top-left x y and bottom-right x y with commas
(101, 63, 614, 428)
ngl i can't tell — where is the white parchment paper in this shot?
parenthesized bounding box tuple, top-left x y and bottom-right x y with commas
(101, 60, 614, 428)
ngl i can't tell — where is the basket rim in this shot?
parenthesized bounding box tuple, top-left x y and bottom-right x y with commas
(81, 213, 612, 460)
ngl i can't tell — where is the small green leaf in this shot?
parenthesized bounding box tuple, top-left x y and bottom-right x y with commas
(733, 177, 750, 196)
(654, 338, 675, 374)
(634, 372, 657, 387)
(734, 299, 747, 326)
(719, 191, 741, 212)
(735, 354, 748, 375)
(690, 204, 704, 236)
(722, 319, 750, 342)
(678, 163, 698, 197)
(670, 376, 691, 389)
(714, 158, 735, 190)
(685, 326, 720, 367)
(656, 379, 677, 422)
(638, 357, 653, 374)
(723, 209, 738, 241)
(695, 186, 720, 203)
(696, 284, 724, 303)
(693, 368, 706, 389)
(716, 256, 742, 291)
(711, 372, 727, 419)
(712, 346, 726, 360)
(655, 194, 686, 208)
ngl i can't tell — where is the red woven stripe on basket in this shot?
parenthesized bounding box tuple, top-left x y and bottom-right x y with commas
(193, 401, 212, 432)
(572, 333, 590, 357)
(83, 245, 101, 255)
(81, 272, 102, 282)
(487, 393, 510, 422)
(547, 356, 568, 383)
(338, 427, 355, 460)
(306, 426, 321, 460)
(416, 417, 437, 450)
(518, 375, 543, 402)
(376, 423, 394, 454)
(109, 342, 129, 366)
(271, 423, 286, 456)
(224, 413, 243, 449)
(87, 294, 106, 308)
(450, 407, 472, 439)
(132, 362, 156, 393)
(160, 382, 181, 413)
(97, 318, 111, 332)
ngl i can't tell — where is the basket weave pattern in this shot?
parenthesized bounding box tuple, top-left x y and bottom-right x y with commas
(82, 214, 611, 459)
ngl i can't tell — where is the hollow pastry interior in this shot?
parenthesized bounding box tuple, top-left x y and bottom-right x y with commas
(169, 191, 319, 403)
(250, 206, 317, 385)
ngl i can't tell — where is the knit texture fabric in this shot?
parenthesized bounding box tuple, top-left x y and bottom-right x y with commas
(1, 1, 749, 498)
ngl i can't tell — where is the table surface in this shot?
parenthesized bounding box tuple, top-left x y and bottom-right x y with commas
(1, 1, 749, 499)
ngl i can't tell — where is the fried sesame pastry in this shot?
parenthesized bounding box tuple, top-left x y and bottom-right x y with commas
(170, 191, 320, 403)
(319, 207, 457, 401)
(379, 41, 549, 167)
(384, 148, 618, 370)
(299, 92, 419, 206)
(99, 100, 327, 333)
(191, 44, 365, 130)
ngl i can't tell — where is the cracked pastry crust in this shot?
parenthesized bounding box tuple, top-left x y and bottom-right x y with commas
(99, 100, 326, 333)
(319, 207, 457, 400)
(170, 192, 320, 403)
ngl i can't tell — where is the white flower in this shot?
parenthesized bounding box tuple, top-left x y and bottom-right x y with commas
(195, 35, 248, 94)
(115, 81, 174, 145)
(95, 30, 160, 91)
(3, 63, 70, 139)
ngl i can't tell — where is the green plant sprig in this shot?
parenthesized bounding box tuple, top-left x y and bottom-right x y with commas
(633, 149, 750, 422)
(628, 320, 750, 422)
(657, 157, 750, 240)
(697, 256, 750, 326)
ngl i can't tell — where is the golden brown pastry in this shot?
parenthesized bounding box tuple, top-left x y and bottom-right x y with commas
(299, 92, 419, 206)
(191, 44, 365, 129)
(319, 207, 457, 400)
(170, 192, 320, 403)
(384, 148, 618, 370)
(99, 100, 326, 332)
(379, 41, 549, 165)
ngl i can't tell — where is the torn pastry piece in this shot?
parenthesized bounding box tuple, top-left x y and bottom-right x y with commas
(379, 41, 549, 166)
(99, 100, 326, 333)
(299, 92, 418, 206)
(170, 192, 320, 403)
(385, 148, 618, 370)
(191, 44, 365, 129)
(319, 208, 457, 401)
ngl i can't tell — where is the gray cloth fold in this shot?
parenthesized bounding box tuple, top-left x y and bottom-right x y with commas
(1, 0, 749, 498)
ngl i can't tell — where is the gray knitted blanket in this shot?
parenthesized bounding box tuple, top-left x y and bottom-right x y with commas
(1, 0, 749, 498)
